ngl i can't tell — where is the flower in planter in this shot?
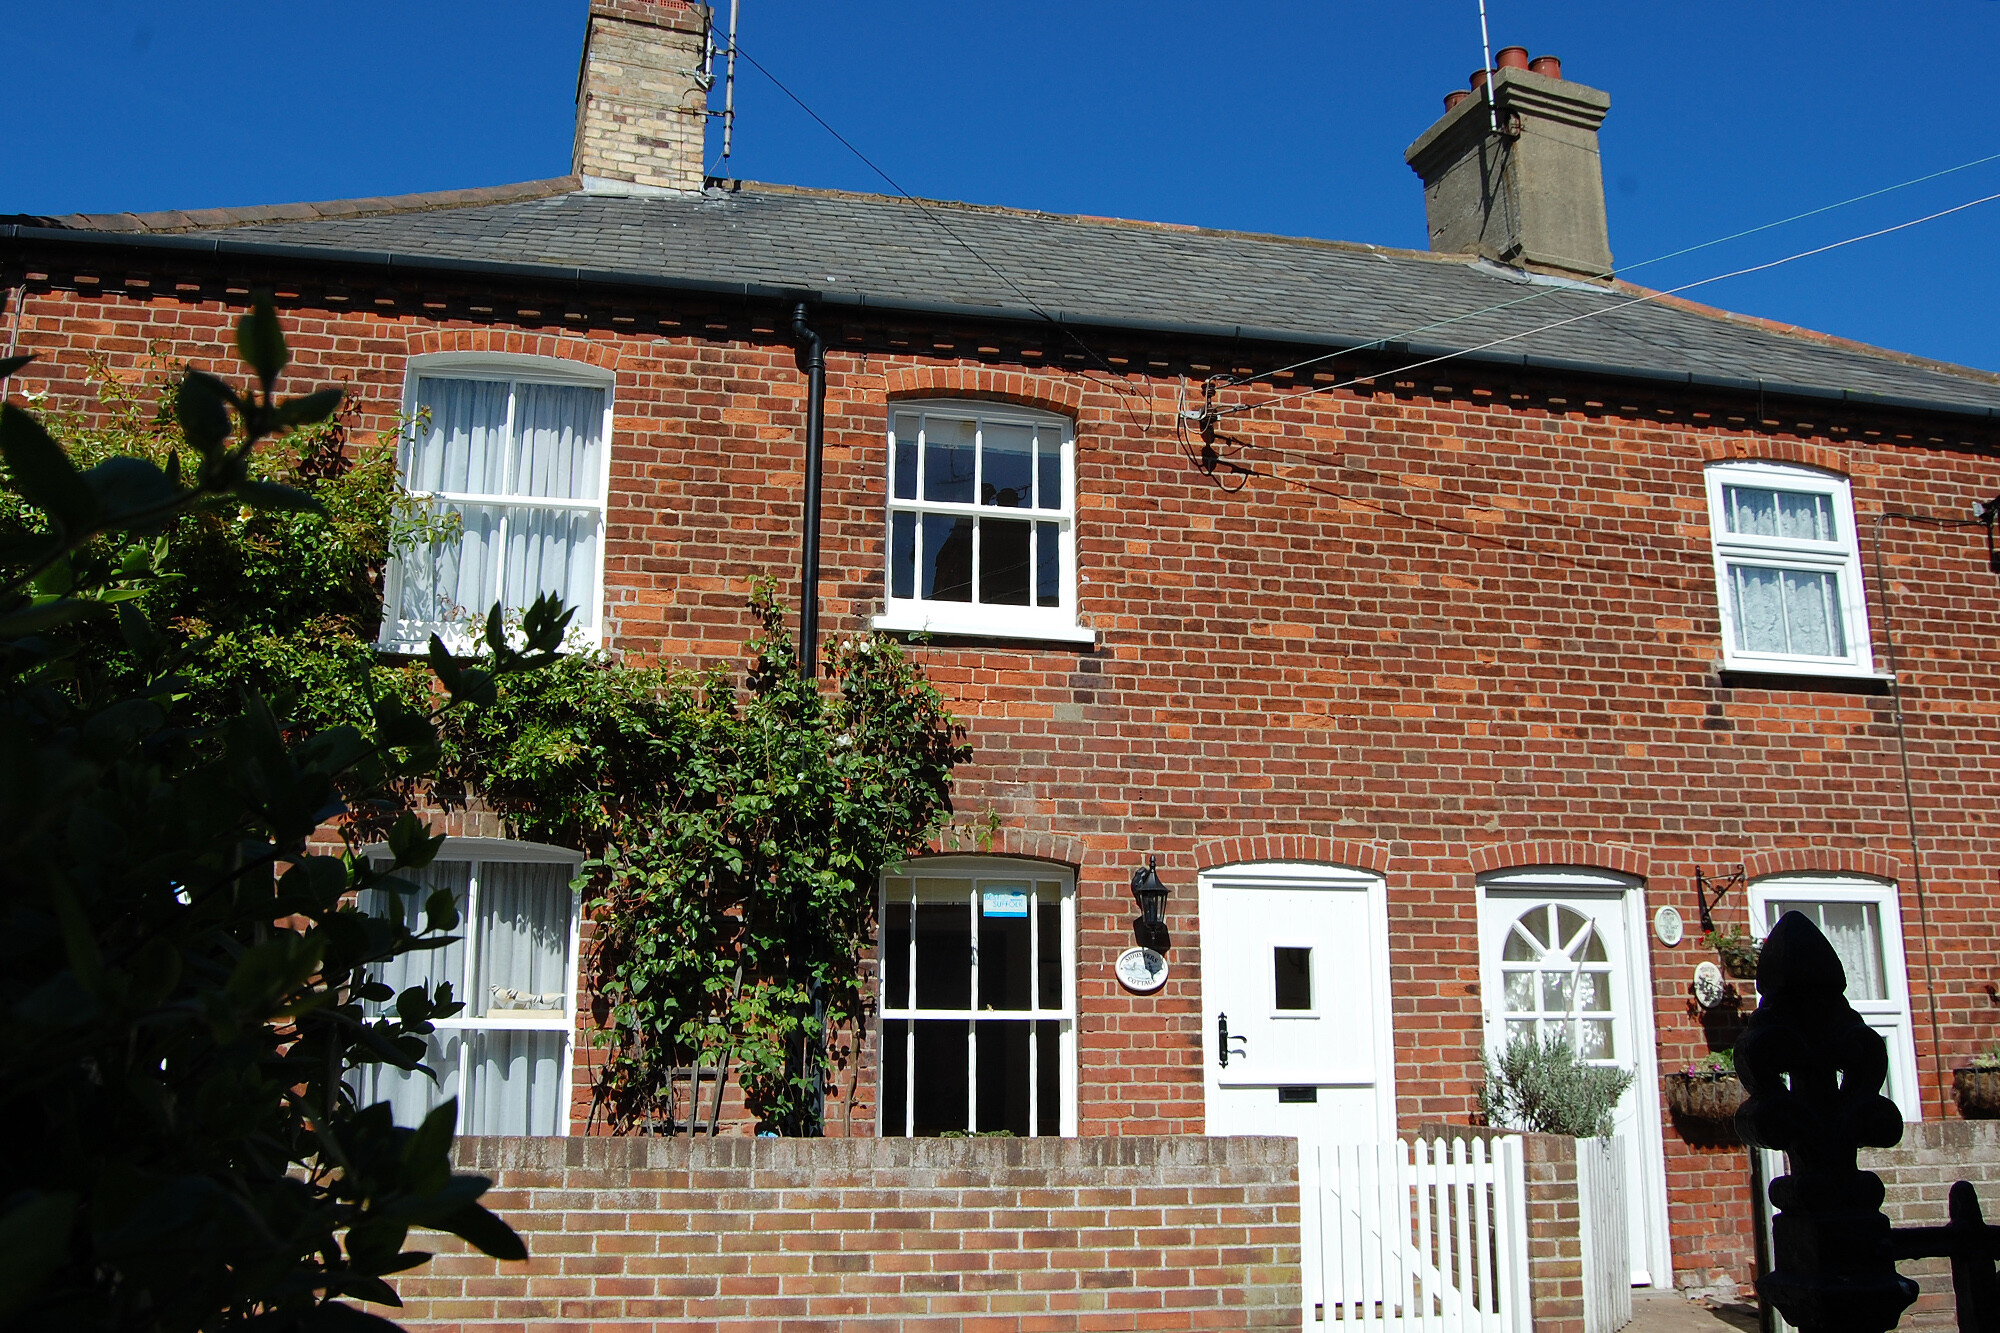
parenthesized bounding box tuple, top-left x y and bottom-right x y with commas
(1679, 1049, 1736, 1080)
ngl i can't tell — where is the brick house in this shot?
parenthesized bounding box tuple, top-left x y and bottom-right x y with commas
(8, 0, 2000, 1306)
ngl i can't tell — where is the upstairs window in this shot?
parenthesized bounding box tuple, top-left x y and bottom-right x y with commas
(1705, 461, 1872, 676)
(871, 401, 1090, 643)
(380, 356, 611, 653)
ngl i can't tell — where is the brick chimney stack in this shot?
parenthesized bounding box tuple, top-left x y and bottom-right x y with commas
(572, 0, 712, 194)
(1404, 51, 1613, 280)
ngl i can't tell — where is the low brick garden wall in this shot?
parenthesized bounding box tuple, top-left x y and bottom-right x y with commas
(382, 1134, 1302, 1331)
(1860, 1119, 2000, 1331)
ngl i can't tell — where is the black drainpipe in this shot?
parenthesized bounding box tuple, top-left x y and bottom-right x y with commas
(788, 301, 828, 1136)
(792, 302, 826, 683)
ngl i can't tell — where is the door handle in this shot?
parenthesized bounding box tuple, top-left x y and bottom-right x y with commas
(1217, 1012, 1249, 1068)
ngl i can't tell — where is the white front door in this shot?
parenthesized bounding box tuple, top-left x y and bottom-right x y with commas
(1201, 861, 1396, 1329)
(1478, 870, 1672, 1290)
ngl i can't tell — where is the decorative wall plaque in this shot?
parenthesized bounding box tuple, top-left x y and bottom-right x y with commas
(1691, 960, 1726, 1010)
(1654, 905, 1685, 947)
(1115, 946, 1169, 994)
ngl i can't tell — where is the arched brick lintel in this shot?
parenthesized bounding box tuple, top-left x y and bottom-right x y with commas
(1698, 435, 1850, 478)
(407, 327, 622, 369)
(1192, 836, 1392, 875)
(915, 827, 1088, 871)
(883, 366, 1084, 417)
(1469, 840, 1652, 879)
(1742, 847, 1903, 883)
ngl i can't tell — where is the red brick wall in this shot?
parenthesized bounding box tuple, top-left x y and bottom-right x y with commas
(11, 271, 2000, 1295)
(377, 1134, 1302, 1329)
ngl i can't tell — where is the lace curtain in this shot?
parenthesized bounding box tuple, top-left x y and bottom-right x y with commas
(1768, 899, 1886, 1000)
(1730, 564, 1844, 657)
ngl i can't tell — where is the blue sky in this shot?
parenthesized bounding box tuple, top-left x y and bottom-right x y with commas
(13, 1, 2000, 372)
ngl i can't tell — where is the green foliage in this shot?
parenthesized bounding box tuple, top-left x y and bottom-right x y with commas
(1702, 925, 1762, 978)
(1680, 1048, 1736, 1079)
(0, 301, 566, 1330)
(440, 583, 969, 1135)
(1479, 1030, 1635, 1138)
(0, 350, 419, 741)
(1969, 1045, 2000, 1072)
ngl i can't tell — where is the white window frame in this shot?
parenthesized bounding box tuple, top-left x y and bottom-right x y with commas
(361, 836, 583, 1136)
(378, 353, 615, 655)
(1747, 873, 1920, 1120)
(1704, 459, 1875, 677)
(870, 400, 1093, 644)
(876, 857, 1077, 1137)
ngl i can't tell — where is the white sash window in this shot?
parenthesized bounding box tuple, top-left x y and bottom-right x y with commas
(877, 859, 1076, 1136)
(1748, 874, 1920, 1120)
(380, 355, 612, 653)
(351, 840, 581, 1136)
(1705, 460, 1873, 676)
(870, 401, 1091, 643)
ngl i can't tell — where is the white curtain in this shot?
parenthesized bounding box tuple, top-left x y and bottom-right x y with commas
(349, 1032, 461, 1129)
(466, 1031, 566, 1135)
(1725, 485, 1835, 541)
(1770, 900, 1886, 1000)
(1731, 563, 1843, 657)
(473, 861, 572, 1016)
(511, 383, 603, 501)
(363, 862, 470, 1008)
(397, 379, 602, 634)
(503, 507, 597, 630)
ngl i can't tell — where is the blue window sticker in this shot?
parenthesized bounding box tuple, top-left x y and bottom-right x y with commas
(981, 889, 1028, 918)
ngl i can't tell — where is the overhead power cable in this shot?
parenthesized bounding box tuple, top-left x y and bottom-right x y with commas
(1207, 186, 2000, 423)
(1219, 145, 2000, 398)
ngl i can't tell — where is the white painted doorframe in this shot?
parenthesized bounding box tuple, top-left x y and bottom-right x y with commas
(1477, 868, 1674, 1291)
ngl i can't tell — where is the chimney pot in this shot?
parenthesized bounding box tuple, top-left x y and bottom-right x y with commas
(572, 0, 712, 194)
(1469, 68, 1490, 91)
(1496, 46, 1530, 71)
(1529, 54, 1563, 79)
(1444, 90, 1471, 111)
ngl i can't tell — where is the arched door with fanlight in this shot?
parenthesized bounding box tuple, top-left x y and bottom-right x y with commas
(1478, 867, 1671, 1290)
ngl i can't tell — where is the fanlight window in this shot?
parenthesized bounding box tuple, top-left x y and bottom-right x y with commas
(1497, 903, 1617, 1060)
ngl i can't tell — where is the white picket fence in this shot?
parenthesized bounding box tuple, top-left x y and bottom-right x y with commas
(1304, 1137, 1531, 1333)
(1575, 1136, 1632, 1333)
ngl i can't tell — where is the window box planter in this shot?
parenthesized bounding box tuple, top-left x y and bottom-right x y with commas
(1665, 1071, 1748, 1123)
(1952, 1067, 2000, 1120)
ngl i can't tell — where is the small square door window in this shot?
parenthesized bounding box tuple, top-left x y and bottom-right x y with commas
(1273, 947, 1313, 1011)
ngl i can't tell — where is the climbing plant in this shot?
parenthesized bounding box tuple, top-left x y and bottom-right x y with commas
(440, 584, 969, 1135)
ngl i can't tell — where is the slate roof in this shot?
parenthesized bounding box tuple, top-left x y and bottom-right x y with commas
(12, 177, 2000, 418)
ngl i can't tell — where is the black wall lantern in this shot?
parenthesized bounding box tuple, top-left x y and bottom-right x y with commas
(1130, 856, 1170, 930)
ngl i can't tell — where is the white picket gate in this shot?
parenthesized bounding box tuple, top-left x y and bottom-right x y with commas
(1305, 1137, 1531, 1333)
(1575, 1136, 1632, 1333)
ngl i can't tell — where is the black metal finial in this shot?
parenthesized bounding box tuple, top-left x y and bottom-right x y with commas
(1738, 911, 1915, 1333)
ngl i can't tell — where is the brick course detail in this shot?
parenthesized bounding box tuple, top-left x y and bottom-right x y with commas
(380, 1134, 1303, 1330)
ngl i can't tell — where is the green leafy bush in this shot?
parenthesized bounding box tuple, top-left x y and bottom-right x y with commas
(1479, 1031, 1635, 1138)
(0, 304, 550, 1329)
